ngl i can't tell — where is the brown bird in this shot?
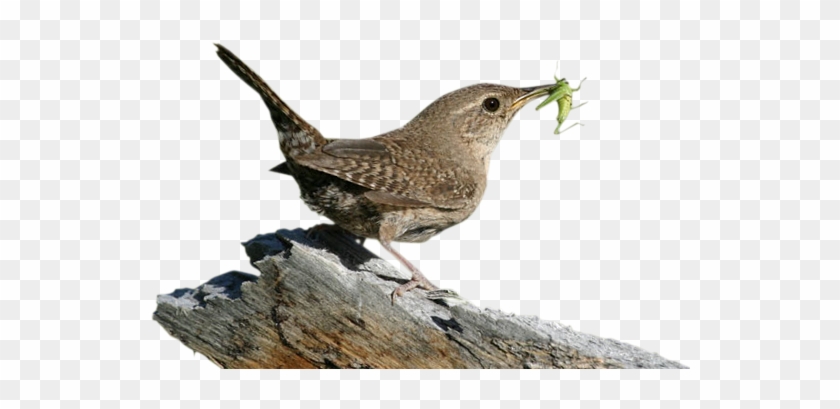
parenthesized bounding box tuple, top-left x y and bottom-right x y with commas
(215, 44, 554, 302)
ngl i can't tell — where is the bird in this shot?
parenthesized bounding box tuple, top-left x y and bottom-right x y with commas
(215, 43, 554, 303)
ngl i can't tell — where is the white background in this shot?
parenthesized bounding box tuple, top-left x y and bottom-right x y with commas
(0, 0, 838, 407)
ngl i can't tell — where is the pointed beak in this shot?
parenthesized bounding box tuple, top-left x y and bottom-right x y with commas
(510, 83, 558, 111)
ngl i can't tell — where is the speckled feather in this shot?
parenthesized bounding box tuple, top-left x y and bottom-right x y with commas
(295, 134, 483, 210)
(216, 44, 549, 245)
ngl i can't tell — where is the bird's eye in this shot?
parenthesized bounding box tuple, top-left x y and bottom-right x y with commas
(482, 97, 500, 112)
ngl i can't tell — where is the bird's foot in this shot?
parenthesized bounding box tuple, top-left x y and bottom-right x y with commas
(390, 274, 438, 305)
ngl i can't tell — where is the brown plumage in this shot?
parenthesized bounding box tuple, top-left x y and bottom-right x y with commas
(216, 44, 554, 302)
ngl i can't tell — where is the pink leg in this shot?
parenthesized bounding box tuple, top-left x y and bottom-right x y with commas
(379, 240, 438, 304)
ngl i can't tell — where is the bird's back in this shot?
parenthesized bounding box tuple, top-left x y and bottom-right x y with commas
(217, 43, 486, 242)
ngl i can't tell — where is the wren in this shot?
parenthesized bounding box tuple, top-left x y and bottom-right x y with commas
(216, 44, 554, 303)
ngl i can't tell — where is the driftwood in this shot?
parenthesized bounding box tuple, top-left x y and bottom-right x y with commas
(153, 227, 686, 369)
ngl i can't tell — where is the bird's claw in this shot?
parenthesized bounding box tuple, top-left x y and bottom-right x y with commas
(390, 277, 436, 305)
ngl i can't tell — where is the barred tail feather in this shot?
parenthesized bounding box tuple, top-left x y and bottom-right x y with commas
(215, 43, 325, 157)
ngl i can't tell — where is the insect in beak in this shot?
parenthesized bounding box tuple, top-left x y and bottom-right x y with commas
(535, 76, 587, 134)
(511, 83, 557, 111)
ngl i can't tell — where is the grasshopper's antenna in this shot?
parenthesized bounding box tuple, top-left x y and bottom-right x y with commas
(553, 61, 566, 82)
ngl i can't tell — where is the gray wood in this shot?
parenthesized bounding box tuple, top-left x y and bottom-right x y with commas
(154, 227, 687, 369)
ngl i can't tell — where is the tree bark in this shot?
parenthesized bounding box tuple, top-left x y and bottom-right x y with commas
(153, 227, 687, 369)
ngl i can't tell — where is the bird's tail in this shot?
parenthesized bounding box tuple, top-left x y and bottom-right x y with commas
(215, 43, 325, 157)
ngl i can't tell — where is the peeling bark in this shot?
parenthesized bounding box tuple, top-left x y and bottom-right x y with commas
(153, 227, 687, 369)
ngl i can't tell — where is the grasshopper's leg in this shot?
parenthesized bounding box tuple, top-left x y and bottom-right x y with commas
(570, 101, 588, 110)
(536, 87, 566, 110)
(557, 122, 583, 135)
(571, 77, 587, 92)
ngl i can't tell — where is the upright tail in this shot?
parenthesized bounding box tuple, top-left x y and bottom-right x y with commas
(215, 43, 325, 157)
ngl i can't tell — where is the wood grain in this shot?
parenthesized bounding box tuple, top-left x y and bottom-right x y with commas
(153, 227, 687, 369)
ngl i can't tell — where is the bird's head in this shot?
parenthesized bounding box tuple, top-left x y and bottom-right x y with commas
(405, 83, 556, 159)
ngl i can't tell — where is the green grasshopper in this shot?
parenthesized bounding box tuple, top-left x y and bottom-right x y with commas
(535, 76, 587, 134)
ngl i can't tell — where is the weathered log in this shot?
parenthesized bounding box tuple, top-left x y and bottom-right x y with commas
(153, 227, 687, 369)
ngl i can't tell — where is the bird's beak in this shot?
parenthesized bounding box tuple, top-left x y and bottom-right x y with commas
(511, 83, 558, 111)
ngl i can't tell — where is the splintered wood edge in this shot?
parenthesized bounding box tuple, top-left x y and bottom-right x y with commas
(153, 228, 688, 369)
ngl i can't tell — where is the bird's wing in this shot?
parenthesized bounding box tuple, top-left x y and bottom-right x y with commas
(294, 138, 480, 210)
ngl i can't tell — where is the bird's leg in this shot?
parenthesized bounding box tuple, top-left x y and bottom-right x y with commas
(380, 240, 439, 304)
(377, 223, 438, 303)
